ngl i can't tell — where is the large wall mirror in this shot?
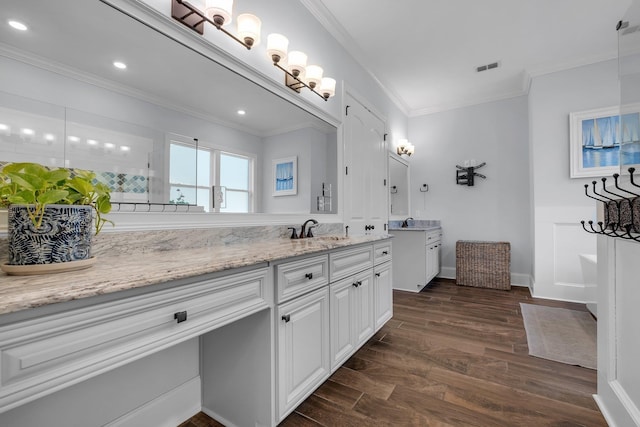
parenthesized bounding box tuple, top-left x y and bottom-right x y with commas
(0, 0, 338, 217)
(388, 153, 409, 217)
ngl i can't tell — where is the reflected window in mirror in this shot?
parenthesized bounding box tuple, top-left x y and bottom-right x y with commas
(218, 152, 253, 213)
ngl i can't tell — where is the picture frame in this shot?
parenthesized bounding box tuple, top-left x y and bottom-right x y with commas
(569, 106, 621, 178)
(272, 156, 297, 196)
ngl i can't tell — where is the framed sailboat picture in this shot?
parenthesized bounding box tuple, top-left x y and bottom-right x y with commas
(272, 156, 297, 196)
(570, 106, 627, 178)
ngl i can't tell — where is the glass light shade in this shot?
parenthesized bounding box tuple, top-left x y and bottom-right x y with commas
(305, 65, 323, 88)
(319, 77, 336, 99)
(286, 51, 307, 77)
(205, 0, 233, 26)
(237, 14, 261, 47)
(407, 143, 415, 156)
(267, 33, 288, 63)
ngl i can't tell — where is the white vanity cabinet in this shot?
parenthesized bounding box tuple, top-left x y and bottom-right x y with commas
(276, 286, 330, 420)
(0, 267, 270, 415)
(390, 228, 441, 292)
(273, 255, 331, 421)
(373, 241, 393, 329)
(329, 268, 374, 369)
(328, 245, 377, 370)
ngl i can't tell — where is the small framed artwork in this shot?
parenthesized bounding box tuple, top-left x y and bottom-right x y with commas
(273, 156, 297, 196)
(569, 106, 621, 178)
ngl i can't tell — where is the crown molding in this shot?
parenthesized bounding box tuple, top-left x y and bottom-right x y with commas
(300, 0, 410, 117)
(527, 50, 618, 78)
(409, 88, 528, 118)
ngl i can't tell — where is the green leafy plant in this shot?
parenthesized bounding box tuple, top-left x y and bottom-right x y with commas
(0, 162, 113, 234)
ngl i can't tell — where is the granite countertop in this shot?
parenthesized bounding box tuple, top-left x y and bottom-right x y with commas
(0, 235, 390, 316)
(388, 219, 442, 231)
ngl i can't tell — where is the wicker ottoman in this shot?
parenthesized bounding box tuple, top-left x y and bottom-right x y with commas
(456, 240, 511, 290)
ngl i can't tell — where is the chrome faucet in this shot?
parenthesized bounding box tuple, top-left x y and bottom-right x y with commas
(300, 218, 319, 238)
(401, 217, 414, 228)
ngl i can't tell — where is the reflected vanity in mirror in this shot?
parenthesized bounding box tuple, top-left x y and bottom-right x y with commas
(0, 0, 338, 216)
(388, 153, 410, 217)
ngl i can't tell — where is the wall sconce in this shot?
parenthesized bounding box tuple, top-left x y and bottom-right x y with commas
(267, 33, 336, 101)
(396, 139, 415, 156)
(172, 0, 261, 49)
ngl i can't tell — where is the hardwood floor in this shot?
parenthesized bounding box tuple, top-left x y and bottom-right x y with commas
(184, 279, 606, 426)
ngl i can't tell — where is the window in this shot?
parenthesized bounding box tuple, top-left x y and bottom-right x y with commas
(169, 139, 253, 213)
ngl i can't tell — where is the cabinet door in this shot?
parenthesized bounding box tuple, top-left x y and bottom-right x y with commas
(354, 270, 375, 346)
(343, 93, 387, 235)
(277, 287, 330, 421)
(374, 262, 393, 330)
(330, 279, 356, 370)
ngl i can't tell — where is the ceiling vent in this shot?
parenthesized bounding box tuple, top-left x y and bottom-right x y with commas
(476, 61, 500, 73)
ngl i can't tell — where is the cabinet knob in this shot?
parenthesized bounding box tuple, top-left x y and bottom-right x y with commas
(282, 314, 291, 323)
(305, 272, 313, 280)
(174, 311, 187, 323)
(375, 273, 381, 277)
(382, 251, 388, 255)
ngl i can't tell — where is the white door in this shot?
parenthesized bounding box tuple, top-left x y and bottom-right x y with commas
(343, 93, 387, 235)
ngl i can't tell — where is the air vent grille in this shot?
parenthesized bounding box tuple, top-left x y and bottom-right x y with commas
(476, 61, 500, 73)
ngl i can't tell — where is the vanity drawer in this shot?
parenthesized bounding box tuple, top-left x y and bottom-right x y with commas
(373, 241, 392, 265)
(275, 254, 329, 304)
(330, 245, 374, 282)
(425, 229, 442, 244)
(0, 267, 269, 413)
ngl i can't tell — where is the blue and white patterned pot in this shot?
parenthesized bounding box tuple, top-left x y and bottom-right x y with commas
(7, 204, 93, 265)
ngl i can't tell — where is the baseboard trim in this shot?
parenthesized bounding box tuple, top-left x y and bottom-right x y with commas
(437, 268, 532, 289)
(104, 376, 201, 427)
(593, 394, 618, 427)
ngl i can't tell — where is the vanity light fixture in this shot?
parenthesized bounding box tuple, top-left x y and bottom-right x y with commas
(44, 133, 56, 142)
(171, 0, 260, 49)
(21, 128, 34, 136)
(68, 136, 80, 142)
(8, 20, 28, 31)
(397, 139, 415, 156)
(267, 34, 335, 101)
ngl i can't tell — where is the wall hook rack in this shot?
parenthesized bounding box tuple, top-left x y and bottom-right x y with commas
(455, 162, 486, 186)
(581, 167, 640, 242)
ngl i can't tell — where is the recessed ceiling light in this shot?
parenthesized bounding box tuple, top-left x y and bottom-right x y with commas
(237, 109, 246, 115)
(21, 128, 34, 135)
(8, 20, 27, 31)
(113, 61, 127, 70)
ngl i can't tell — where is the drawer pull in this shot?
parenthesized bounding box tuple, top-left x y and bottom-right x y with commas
(305, 272, 313, 280)
(375, 273, 381, 277)
(282, 314, 291, 323)
(174, 311, 188, 323)
(382, 251, 388, 255)
(353, 281, 362, 288)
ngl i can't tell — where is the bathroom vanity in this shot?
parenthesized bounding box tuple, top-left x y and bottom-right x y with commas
(0, 232, 393, 426)
(389, 220, 442, 292)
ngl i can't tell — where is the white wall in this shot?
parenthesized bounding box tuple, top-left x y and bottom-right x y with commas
(529, 59, 619, 301)
(408, 96, 532, 285)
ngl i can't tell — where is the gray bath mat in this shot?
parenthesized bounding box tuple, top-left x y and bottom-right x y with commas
(520, 303, 596, 369)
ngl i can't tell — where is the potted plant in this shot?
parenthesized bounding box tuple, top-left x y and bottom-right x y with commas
(0, 162, 112, 273)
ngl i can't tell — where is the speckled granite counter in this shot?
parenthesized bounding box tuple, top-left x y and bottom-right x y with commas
(388, 219, 441, 231)
(0, 234, 390, 316)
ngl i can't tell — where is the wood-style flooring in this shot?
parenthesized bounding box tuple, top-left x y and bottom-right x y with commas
(181, 279, 606, 427)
